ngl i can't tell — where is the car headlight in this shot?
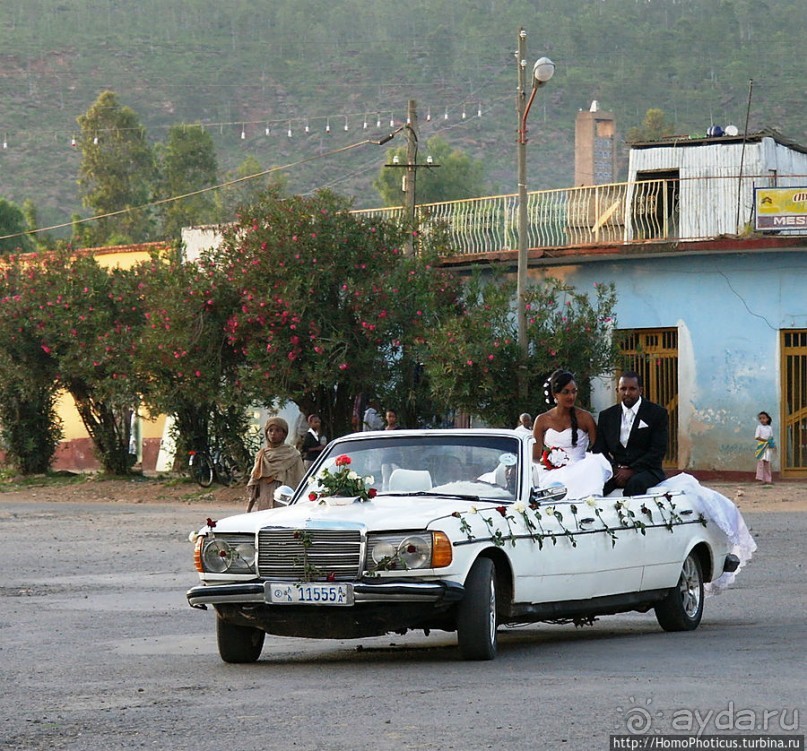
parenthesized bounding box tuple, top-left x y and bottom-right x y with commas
(366, 531, 452, 571)
(200, 535, 256, 574)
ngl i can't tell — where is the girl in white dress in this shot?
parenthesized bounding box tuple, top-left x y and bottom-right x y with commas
(754, 411, 775, 484)
(532, 369, 612, 498)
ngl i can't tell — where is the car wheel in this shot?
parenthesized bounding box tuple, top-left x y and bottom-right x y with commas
(654, 551, 704, 632)
(216, 616, 265, 663)
(457, 557, 497, 660)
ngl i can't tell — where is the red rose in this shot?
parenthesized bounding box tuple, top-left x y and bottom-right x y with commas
(206, 517, 217, 528)
(368, 488, 377, 498)
(308, 492, 318, 502)
(335, 454, 351, 467)
(495, 506, 507, 517)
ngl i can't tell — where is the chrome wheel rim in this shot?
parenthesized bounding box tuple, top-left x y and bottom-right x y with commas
(679, 555, 702, 618)
(487, 576, 497, 646)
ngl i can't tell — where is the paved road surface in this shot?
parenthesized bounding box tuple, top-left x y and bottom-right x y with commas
(1, 499, 804, 750)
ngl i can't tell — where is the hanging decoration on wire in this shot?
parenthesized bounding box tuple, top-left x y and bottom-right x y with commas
(0, 97, 495, 151)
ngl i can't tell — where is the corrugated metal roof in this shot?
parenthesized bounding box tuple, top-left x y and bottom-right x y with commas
(630, 128, 807, 155)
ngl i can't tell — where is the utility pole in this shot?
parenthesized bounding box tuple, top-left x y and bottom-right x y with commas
(404, 99, 418, 256)
(516, 28, 529, 400)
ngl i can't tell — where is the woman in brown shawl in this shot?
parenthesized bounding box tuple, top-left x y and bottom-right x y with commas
(246, 417, 305, 512)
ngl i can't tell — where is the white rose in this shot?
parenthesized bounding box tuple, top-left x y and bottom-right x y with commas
(512, 501, 526, 514)
(364, 475, 375, 485)
(188, 530, 199, 543)
(469, 505, 478, 514)
(348, 470, 359, 480)
(585, 497, 599, 508)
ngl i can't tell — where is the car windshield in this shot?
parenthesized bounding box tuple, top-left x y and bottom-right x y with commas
(300, 433, 521, 503)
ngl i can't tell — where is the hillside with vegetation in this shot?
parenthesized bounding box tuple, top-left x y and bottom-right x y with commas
(1, 0, 805, 240)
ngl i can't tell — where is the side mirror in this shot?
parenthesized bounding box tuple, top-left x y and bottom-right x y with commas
(531, 482, 568, 503)
(273, 485, 294, 506)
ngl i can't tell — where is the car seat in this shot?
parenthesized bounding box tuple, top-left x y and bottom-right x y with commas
(388, 469, 433, 492)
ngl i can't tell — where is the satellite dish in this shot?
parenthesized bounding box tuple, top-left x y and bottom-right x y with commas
(725, 125, 740, 136)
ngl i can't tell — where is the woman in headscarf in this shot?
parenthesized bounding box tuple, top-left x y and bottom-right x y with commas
(246, 417, 305, 512)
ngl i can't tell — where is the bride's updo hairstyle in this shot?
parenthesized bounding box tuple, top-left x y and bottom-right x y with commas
(547, 369, 579, 446)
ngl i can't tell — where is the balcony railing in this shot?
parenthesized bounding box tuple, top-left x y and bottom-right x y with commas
(352, 175, 799, 256)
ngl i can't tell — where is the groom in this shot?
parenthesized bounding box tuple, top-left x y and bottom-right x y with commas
(593, 372, 668, 496)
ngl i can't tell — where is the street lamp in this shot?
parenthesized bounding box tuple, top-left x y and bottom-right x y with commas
(516, 27, 555, 398)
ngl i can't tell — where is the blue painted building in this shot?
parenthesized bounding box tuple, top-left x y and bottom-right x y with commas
(517, 131, 807, 478)
(523, 238, 807, 478)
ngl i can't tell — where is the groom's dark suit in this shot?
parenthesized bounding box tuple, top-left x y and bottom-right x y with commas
(592, 398, 668, 495)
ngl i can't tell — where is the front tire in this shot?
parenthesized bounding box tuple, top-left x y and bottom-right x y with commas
(457, 557, 498, 660)
(216, 616, 265, 663)
(654, 551, 704, 632)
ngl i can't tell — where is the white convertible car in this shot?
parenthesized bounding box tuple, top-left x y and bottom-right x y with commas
(187, 429, 742, 662)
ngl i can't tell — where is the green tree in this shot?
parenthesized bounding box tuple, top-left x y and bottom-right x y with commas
(36, 252, 149, 474)
(76, 91, 156, 245)
(373, 135, 489, 207)
(425, 275, 620, 426)
(215, 156, 287, 222)
(156, 124, 219, 240)
(135, 253, 251, 467)
(627, 108, 676, 144)
(0, 259, 63, 473)
(216, 188, 461, 435)
(0, 198, 35, 254)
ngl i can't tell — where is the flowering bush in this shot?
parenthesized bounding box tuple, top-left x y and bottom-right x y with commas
(539, 446, 570, 470)
(307, 455, 378, 502)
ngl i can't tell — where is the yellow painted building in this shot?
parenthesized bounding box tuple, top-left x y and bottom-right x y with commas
(15, 242, 174, 472)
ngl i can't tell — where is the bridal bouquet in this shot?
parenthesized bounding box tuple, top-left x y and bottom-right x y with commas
(539, 446, 570, 470)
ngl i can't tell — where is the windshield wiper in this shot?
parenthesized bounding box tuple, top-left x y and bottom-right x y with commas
(380, 490, 481, 502)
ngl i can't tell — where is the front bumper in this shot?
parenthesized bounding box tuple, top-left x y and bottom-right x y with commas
(187, 579, 464, 609)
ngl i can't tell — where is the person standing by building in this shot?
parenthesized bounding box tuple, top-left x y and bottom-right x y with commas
(754, 411, 776, 485)
(301, 413, 327, 469)
(385, 409, 401, 430)
(515, 413, 533, 435)
(362, 400, 384, 431)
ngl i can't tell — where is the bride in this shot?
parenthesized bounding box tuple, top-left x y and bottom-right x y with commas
(532, 369, 612, 499)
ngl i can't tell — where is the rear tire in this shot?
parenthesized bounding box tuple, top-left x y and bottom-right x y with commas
(457, 557, 498, 660)
(654, 551, 704, 632)
(216, 616, 265, 663)
(190, 452, 214, 488)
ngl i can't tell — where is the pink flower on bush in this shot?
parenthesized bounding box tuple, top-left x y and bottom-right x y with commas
(338, 363, 348, 371)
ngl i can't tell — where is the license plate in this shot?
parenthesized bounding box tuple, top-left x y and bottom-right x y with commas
(265, 582, 354, 606)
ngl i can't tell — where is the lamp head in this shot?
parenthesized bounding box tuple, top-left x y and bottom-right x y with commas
(533, 56, 555, 85)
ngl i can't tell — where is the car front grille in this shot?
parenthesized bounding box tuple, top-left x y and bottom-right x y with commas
(257, 528, 363, 581)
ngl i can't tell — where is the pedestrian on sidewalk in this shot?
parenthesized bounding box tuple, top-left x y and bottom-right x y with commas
(754, 411, 776, 484)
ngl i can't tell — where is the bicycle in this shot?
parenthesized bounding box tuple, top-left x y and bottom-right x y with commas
(188, 447, 249, 488)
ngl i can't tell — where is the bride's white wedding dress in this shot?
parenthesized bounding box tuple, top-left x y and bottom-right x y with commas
(533, 427, 613, 499)
(651, 473, 757, 594)
(532, 428, 755, 594)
